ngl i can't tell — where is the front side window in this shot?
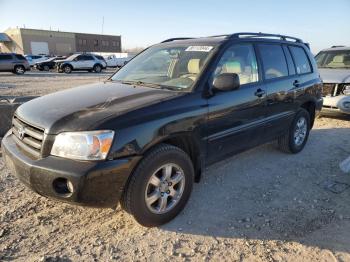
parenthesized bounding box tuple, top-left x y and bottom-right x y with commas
(15, 54, 26, 60)
(289, 46, 311, 74)
(258, 44, 288, 80)
(315, 50, 350, 69)
(212, 43, 259, 85)
(111, 44, 216, 91)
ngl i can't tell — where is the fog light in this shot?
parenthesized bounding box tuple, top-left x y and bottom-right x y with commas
(53, 178, 74, 195)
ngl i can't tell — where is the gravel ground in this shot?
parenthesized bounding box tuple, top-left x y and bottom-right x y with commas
(1, 72, 350, 261)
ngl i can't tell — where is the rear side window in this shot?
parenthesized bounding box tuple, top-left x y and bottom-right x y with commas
(258, 44, 288, 80)
(289, 46, 312, 74)
(15, 54, 26, 60)
(84, 55, 94, 61)
(0, 54, 13, 60)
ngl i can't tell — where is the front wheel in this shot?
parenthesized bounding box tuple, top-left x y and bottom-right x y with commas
(63, 65, 72, 74)
(13, 65, 25, 75)
(278, 108, 310, 153)
(121, 144, 194, 227)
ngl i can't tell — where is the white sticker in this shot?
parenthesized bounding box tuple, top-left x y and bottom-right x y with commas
(185, 46, 213, 52)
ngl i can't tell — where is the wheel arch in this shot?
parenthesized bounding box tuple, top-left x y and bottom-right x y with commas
(300, 100, 316, 128)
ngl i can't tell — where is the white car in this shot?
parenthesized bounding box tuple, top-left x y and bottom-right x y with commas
(56, 54, 106, 73)
(316, 46, 350, 115)
(24, 55, 51, 66)
(103, 54, 132, 67)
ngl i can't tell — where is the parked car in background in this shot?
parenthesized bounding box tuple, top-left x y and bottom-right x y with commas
(2, 33, 322, 227)
(0, 53, 30, 74)
(93, 55, 107, 69)
(55, 54, 105, 73)
(316, 46, 350, 115)
(34, 56, 67, 71)
(103, 54, 133, 67)
(25, 55, 51, 66)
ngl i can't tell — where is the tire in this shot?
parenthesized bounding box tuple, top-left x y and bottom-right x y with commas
(121, 143, 194, 227)
(63, 65, 72, 74)
(43, 65, 50, 71)
(13, 65, 25, 75)
(278, 108, 310, 154)
(93, 64, 102, 73)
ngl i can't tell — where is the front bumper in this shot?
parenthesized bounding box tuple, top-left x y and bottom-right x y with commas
(1, 133, 141, 207)
(322, 95, 350, 115)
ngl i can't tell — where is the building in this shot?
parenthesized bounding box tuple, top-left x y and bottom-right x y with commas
(0, 28, 121, 55)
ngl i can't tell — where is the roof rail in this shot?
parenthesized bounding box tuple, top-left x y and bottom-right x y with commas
(331, 45, 345, 48)
(229, 32, 303, 43)
(161, 37, 194, 43)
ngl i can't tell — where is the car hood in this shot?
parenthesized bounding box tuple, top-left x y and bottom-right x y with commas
(16, 82, 179, 134)
(319, 68, 350, 83)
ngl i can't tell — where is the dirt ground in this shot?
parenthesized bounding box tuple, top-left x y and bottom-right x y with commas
(1, 72, 350, 262)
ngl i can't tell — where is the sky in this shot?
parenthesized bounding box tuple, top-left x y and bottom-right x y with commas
(0, 0, 349, 53)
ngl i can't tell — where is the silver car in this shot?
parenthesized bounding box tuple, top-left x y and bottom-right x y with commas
(0, 53, 31, 74)
(316, 46, 350, 115)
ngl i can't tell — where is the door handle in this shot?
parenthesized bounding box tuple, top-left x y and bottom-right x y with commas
(254, 88, 266, 98)
(293, 80, 300, 87)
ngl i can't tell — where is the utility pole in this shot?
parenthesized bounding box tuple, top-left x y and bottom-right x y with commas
(101, 16, 104, 35)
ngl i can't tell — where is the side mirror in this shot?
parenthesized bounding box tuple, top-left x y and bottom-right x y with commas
(212, 73, 240, 91)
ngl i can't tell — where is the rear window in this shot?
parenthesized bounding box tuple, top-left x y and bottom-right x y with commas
(0, 54, 13, 60)
(15, 54, 26, 60)
(95, 55, 104, 61)
(289, 46, 312, 74)
(258, 44, 288, 80)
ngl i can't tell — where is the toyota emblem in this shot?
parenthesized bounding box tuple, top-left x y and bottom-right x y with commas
(18, 127, 25, 140)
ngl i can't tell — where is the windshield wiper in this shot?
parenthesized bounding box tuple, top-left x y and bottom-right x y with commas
(121, 80, 164, 89)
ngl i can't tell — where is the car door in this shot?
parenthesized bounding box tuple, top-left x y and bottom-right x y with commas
(84, 55, 95, 69)
(0, 54, 14, 71)
(255, 43, 299, 141)
(73, 55, 85, 69)
(206, 43, 267, 164)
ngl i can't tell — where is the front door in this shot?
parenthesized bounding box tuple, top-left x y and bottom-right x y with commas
(206, 43, 267, 164)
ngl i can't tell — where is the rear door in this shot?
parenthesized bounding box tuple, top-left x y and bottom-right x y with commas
(84, 55, 95, 68)
(206, 43, 267, 164)
(256, 43, 297, 141)
(0, 54, 13, 71)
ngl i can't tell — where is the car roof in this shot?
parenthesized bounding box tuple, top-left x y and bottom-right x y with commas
(321, 46, 350, 52)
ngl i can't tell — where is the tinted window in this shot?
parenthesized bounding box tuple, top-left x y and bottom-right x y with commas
(0, 54, 13, 60)
(76, 55, 84, 61)
(15, 54, 26, 60)
(289, 46, 311, 74)
(84, 55, 94, 61)
(282, 45, 296, 75)
(212, 44, 259, 85)
(95, 55, 104, 61)
(258, 44, 288, 80)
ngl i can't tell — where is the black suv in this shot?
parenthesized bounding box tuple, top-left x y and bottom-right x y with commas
(0, 53, 30, 74)
(2, 33, 323, 226)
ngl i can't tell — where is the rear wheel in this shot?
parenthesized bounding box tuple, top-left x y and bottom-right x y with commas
(278, 108, 310, 153)
(93, 64, 102, 73)
(121, 144, 194, 227)
(43, 65, 50, 71)
(13, 65, 25, 75)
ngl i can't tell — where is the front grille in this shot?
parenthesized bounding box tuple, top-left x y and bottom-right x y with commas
(322, 83, 336, 96)
(12, 116, 44, 159)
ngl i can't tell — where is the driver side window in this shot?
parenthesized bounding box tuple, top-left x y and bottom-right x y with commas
(213, 44, 259, 85)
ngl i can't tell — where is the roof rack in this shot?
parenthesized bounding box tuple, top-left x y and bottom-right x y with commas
(331, 45, 345, 48)
(228, 32, 303, 43)
(161, 37, 194, 43)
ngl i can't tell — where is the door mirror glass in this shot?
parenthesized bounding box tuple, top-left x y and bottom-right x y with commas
(213, 73, 240, 91)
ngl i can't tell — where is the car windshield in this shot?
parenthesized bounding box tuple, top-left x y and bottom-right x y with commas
(65, 54, 79, 61)
(315, 50, 350, 69)
(111, 44, 216, 91)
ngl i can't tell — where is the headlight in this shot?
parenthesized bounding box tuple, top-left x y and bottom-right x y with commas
(51, 130, 114, 160)
(343, 85, 350, 95)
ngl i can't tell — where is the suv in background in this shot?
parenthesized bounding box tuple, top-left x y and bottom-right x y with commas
(0, 53, 30, 74)
(315, 46, 350, 115)
(56, 54, 105, 73)
(2, 33, 323, 227)
(25, 55, 50, 66)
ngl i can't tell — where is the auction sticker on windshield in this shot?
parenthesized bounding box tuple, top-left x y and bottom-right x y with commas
(185, 46, 213, 52)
